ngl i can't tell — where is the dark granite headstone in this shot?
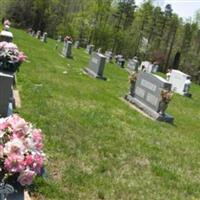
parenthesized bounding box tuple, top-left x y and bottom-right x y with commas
(84, 52, 107, 80)
(63, 41, 72, 58)
(125, 72, 174, 123)
(0, 72, 13, 117)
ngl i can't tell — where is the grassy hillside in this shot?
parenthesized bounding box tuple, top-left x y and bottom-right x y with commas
(11, 28, 200, 200)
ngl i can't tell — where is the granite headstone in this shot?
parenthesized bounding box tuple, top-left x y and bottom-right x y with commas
(169, 70, 192, 97)
(86, 44, 94, 55)
(63, 41, 73, 58)
(84, 52, 107, 80)
(125, 72, 174, 123)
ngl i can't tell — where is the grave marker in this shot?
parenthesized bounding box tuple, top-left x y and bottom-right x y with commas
(63, 41, 73, 58)
(84, 52, 107, 80)
(0, 72, 13, 117)
(86, 45, 94, 55)
(125, 72, 174, 123)
(169, 70, 192, 97)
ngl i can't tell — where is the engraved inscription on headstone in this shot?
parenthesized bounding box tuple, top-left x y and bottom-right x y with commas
(0, 183, 14, 200)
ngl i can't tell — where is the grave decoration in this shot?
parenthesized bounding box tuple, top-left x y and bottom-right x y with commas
(125, 72, 174, 123)
(84, 52, 107, 80)
(0, 114, 46, 199)
(0, 42, 26, 73)
(168, 70, 192, 97)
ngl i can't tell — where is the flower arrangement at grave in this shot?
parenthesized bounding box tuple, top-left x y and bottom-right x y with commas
(0, 41, 27, 73)
(0, 114, 46, 187)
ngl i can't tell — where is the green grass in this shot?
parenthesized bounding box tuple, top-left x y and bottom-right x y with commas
(10, 27, 200, 200)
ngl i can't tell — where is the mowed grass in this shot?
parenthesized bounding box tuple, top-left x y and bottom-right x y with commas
(11, 28, 200, 200)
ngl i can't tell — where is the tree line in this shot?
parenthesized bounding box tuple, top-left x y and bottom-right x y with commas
(1, 0, 200, 79)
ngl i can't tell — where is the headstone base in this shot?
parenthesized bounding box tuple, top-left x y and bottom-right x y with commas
(83, 68, 107, 80)
(125, 94, 174, 124)
(183, 93, 192, 98)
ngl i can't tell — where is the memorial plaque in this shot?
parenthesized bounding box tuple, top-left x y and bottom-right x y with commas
(0, 72, 13, 117)
(84, 52, 107, 80)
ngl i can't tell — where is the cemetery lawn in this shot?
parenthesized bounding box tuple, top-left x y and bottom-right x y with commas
(13, 28, 200, 200)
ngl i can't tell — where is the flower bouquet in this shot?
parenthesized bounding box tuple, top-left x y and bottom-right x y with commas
(0, 42, 26, 73)
(0, 114, 45, 188)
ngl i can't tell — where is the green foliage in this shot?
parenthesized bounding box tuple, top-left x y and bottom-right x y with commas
(2, 0, 200, 75)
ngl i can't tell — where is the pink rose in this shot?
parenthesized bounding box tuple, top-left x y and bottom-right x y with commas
(18, 52, 27, 63)
(32, 154, 44, 174)
(0, 145, 4, 158)
(4, 154, 25, 173)
(17, 169, 36, 186)
(32, 129, 43, 150)
(25, 155, 34, 166)
(7, 115, 27, 131)
(4, 138, 25, 155)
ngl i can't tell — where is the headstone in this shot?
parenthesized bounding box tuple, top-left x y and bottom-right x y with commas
(74, 41, 80, 48)
(0, 31, 13, 42)
(126, 57, 139, 72)
(0, 72, 13, 117)
(169, 70, 192, 97)
(41, 32, 47, 42)
(84, 52, 107, 80)
(139, 61, 153, 73)
(36, 30, 41, 39)
(104, 51, 113, 63)
(86, 44, 94, 55)
(62, 41, 73, 58)
(125, 72, 174, 123)
(57, 35, 62, 42)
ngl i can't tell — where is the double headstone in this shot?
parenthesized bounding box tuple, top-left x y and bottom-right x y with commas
(0, 72, 14, 117)
(41, 32, 48, 43)
(84, 52, 107, 80)
(125, 72, 174, 123)
(105, 51, 113, 63)
(62, 41, 72, 58)
(86, 44, 94, 55)
(169, 70, 192, 97)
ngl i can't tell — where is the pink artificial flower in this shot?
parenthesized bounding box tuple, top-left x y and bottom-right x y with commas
(32, 154, 44, 174)
(4, 138, 25, 155)
(4, 154, 25, 173)
(0, 41, 8, 50)
(25, 154, 34, 166)
(0, 145, 4, 158)
(7, 115, 27, 131)
(4, 20, 11, 26)
(17, 169, 36, 186)
(18, 52, 27, 62)
(32, 129, 43, 150)
(4, 42, 18, 50)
